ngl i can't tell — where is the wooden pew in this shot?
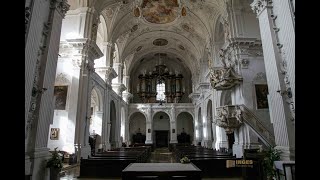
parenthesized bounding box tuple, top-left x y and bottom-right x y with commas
(80, 146, 151, 178)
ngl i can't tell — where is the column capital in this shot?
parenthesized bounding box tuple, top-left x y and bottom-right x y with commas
(66, 38, 103, 60)
(105, 67, 118, 85)
(113, 62, 124, 67)
(103, 41, 114, 48)
(188, 93, 200, 105)
(122, 92, 133, 103)
(112, 83, 127, 96)
(250, 0, 273, 15)
(50, 0, 70, 18)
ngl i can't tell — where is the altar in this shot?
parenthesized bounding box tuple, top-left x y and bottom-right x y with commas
(122, 163, 202, 180)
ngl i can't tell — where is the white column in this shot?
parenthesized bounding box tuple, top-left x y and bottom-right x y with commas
(211, 123, 217, 149)
(66, 60, 81, 154)
(203, 115, 213, 148)
(170, 106, 178, 144)
(106, 42, 114, 67)
(116, 100, 122, 147)
(112, 63, 126, 96)
(124, 108, 130, 145)
(145, 108, 153, 144)
(215, 127, 228, 150)
(72, 39, 103, 160)
(112, 63, 123, 84)
(251, 0, 295, 160)
(122, 75, 133, 103)
(104, 87, 111, 150)
(193, 108, 199, 145)
(233, 124, 260, 158)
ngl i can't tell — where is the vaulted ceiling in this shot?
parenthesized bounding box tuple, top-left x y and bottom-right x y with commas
(68, 0, 228, 80)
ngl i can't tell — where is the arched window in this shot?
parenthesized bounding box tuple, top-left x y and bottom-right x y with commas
(156, 83, 165, 101)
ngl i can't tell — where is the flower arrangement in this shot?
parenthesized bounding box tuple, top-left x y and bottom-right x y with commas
(46, 147, 63, 170)
(180, 156, 190, 164)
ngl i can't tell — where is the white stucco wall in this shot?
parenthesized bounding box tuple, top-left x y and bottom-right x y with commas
(241, 56, 272, 131)
(47, 59, 76, 154)
(242, 9, 261, 38)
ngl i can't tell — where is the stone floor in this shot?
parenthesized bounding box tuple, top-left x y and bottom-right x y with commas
(59, 148, 242, 180)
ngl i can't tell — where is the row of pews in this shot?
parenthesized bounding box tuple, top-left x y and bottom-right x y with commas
(80, 146, 151, 178)
(173, 145, 264, 179)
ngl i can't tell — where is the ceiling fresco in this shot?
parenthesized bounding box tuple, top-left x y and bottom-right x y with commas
(142, 0, 179, 24)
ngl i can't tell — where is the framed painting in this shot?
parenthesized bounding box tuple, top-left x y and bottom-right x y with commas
(54, 86, 68, 110)
(255, 84, 269, 109)
(50, 128, 60, 140)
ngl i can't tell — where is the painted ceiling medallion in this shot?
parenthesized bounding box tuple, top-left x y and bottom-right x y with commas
(181, 7, 186, 16)
(136, 46, 142, 51)
(131, 25, 139, 32)
(134, 7, 140, 17)
(153, 38, 168, 46)
(141, 0, 179, 24)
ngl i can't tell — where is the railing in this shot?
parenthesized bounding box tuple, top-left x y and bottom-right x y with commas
(240, 105, 275, 147)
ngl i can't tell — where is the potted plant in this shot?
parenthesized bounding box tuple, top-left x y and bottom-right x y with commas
(46, 147, 63, 180)
(262, 147, 281, 180)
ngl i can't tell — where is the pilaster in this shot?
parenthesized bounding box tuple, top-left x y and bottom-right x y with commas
(251, 0, 295, 160)
(170, 106, 178, 144)
(215, 126, 228, 150)
(25, 0, 70, 178)
(105, 42, 114, 67)
(145, 108, 153, 144)
(69, 38, 103, 161)
(112, 62, 124, 84)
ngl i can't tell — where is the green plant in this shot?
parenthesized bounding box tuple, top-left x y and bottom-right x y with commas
(262, 147, 281, 180)
(46, 147, 63, 170)
(180, 156, 190, 164)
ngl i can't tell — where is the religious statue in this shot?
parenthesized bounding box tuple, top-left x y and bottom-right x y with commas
(220, 107, 228, 125)
(210, 70, 220, 87)
(234, 106, 243, 123)
(222, 17, 231, 43)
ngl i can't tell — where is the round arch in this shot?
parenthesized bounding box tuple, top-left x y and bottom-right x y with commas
(89, 88, 103, 136)
(197, 107, 203, 144)
(120, 107, 126, 143)
(129, 112, 146, 145)
(128, 110, 148, 121)
(176, 112, 194, 144)
(207, 99, 214, 143)
(152, 110, 171, 120)
(153, 111, 170, 148)
(109, 100, 117, 147)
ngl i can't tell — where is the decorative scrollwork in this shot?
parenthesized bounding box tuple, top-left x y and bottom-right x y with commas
(209, 67, 243, 90)
(214, 105, 244, 134)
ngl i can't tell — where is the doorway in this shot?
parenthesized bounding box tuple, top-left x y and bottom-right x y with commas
(227, 132, 235, 149)
(155, 130, 169, 148)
